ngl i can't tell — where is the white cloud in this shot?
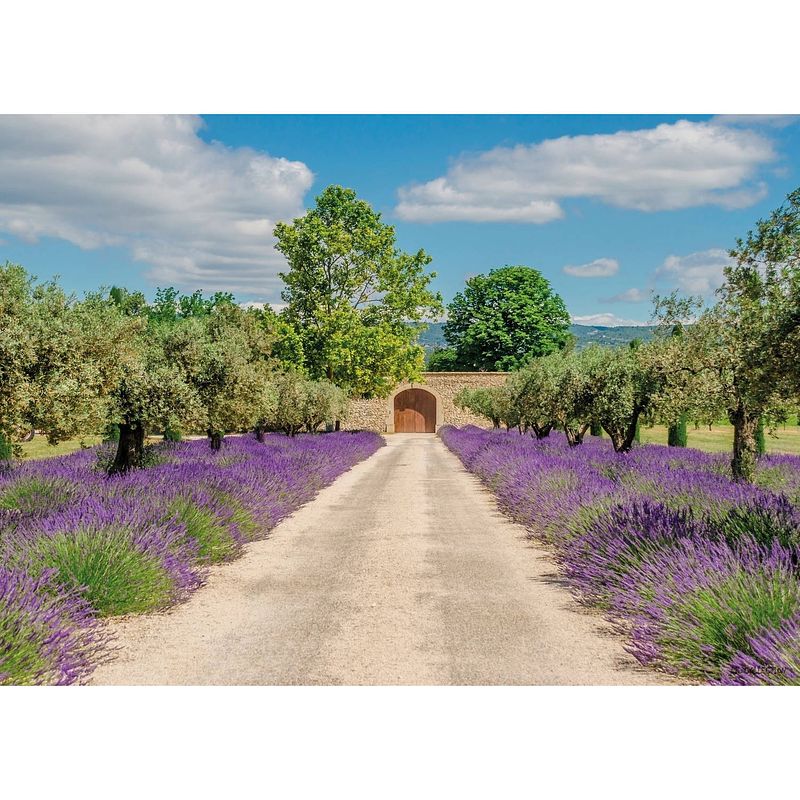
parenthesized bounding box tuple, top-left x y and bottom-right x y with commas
(655, 248, 733, 297)
(240, 301, 287, 313)
(712, 114, 800, 129)
(571, 313, 650, 327)
(602, 287, 649, 303)
(0, 115, 314, 298)
(396, 120, 775, 223)
(563, 257, 619, 278)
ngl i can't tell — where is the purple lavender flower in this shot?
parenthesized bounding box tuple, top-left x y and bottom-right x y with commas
(0, 430, 382, 682)
(719, 613, 800, 685)
(0, 567, 111, 685)
(440, 424, 800, 684)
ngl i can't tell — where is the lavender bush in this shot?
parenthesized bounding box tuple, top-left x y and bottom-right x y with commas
(0, 431, 382, 684)
(0, 567, 109, 685)
(441, 425, 800, 685)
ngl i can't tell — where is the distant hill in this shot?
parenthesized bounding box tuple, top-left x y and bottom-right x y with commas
(417, 322, 656, 357)
(568, 323, 656, 349)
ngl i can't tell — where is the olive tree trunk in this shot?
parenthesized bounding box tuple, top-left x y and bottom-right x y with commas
(110, 420, 145, 474)
(730, 405, 759, 482)
(531, 423, 553, 440)
(564, 422, 591, 447)
(607, 407, 643, 453)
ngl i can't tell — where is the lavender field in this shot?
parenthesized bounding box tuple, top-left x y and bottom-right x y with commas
(441, 425, 800, 685)
(0, 432, 383, 685)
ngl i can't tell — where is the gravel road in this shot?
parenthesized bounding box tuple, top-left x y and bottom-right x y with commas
(91, 434, 672, 685)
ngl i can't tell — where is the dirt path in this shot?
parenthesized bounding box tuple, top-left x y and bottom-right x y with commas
(92, 434, 673, 685)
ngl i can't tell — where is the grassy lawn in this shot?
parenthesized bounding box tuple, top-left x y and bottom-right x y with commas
(18, 433, 210, 460)
(639, 423, 800, 455)
(19, 435, 104, 460)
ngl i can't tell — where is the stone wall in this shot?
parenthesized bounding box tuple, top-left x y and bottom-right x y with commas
(340, 372, 508, 433)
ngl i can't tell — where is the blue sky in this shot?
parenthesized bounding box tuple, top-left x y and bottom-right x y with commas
(1, 114, 798, 325)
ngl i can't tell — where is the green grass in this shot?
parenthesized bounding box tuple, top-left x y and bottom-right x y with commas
(0, 477, 75, 514)
(639, 422, 800, 455)
(0, 609, 53, 686)
(17, 434, 172, 461)
(658, 569, 800, 681)
(169, 498, 241, 563)
(23, 527, 174, 616)
(18, 436, 103, 460)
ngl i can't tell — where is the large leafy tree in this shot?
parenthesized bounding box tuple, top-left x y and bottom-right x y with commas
(579, 342, 674, 453)
(655, 188, 800, 480)
(443, 266, 571, 371)
(274, 185, 443, 398)
(162, 304, 276, 450)
(0, 264, 139, 462)
(508, 354, 562, 439)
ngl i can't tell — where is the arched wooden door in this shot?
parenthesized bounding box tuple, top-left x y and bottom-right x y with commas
(393, 388, 436, 433)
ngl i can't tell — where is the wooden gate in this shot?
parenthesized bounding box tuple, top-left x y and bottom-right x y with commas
(393, 388, 436, 433)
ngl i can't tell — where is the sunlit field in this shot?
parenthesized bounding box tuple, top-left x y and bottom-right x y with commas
(19, 435, 208, 460)
(19, 436, 104, 460)
(639, 421, 800, 455)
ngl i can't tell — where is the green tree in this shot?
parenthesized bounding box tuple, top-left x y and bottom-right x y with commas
(109, 286, 148, 317)
(655, 188, 800, 480)
(147, 286, 236, 326)
(1, 265, 139, 463)
(509, 355, 560, 438)
(667, 415, 688, 447)
(557, 350, 594, 446)
(163, 305, 275, 450)
(274, 185, 442, 399)
(258, 371, 346, 437)
(426, 347, 459, 372)
(443, 266, 570, 371)
(581, 342, 673, 453)
(0, 263, 35, 459)
(301, 379, 348, 433)
(105, 311, 204, 472)
(454, 387, 502, 429)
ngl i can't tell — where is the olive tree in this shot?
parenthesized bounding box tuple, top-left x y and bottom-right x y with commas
(556, 350, 595, 446)
(454, 386, 515, 430)
(163, 306, 276, 450)
(508, 356, 560, 439)
(580, 342, 673, 453)
(0, 265, 140, 463)
(652, 189, 800, 480)
(301, 379, 348, 433)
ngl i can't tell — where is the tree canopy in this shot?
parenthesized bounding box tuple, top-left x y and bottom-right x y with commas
(275, 185, 442, 397)
(443, 266, 571, 371)
(653, 188, 800, 480)
(1, 264, 140, 459)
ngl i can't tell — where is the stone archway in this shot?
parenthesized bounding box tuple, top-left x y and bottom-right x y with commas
(386, 384, 444, 433)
